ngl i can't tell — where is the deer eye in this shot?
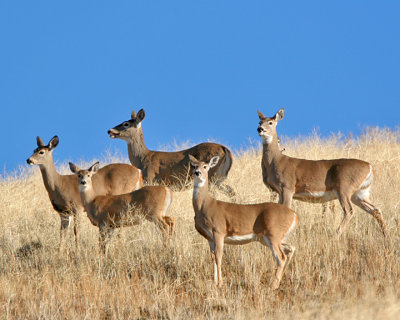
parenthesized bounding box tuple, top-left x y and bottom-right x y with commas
(268, 121, 273, 125)
(39, 151, 44, 155)
(203, 166, 207, 169)
(123, 122, 129, 127)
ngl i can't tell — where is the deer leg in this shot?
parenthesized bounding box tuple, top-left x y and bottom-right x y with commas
(279, 189, 294, 208)
(59, 214, 71, 252)
(73, 211, 81, 250)
(162, 216, 175, 236)
(99, 226, 114, 255)
(262, 236, 285, 289)
(280, 243, 295, 279)
(213, 232, 225, 288)
(208, 240, 218, 284)
(336, 193, 354, 236)
(351, 192, 387, 236)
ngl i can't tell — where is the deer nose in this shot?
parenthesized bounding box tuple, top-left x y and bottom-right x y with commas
(194, 171, 200, 176)
(257, 127, 263, 133)
(80, 181, 87, 185)
(26, 158, 33, 165)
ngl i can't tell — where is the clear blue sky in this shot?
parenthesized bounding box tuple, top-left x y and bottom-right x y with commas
(1, 1, 399, 173)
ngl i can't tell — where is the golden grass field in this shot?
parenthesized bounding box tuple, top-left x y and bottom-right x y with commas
(1, 128, 399, 319)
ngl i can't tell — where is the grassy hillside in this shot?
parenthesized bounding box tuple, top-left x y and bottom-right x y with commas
(1, 128, 399, 319)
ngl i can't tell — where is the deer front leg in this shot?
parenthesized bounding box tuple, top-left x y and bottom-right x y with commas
(59, 214, 71, 252)
(73, 211, 82, 250)
(213, 232, 225, 288)
(279, 188, 294, 208)
(99, 226, 114, 255)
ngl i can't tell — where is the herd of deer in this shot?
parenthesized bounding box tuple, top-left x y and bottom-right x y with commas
(26, 108, 387, 290)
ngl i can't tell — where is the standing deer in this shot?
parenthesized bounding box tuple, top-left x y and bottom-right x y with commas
(189, 155, 298, 289)
(278, 138, 336, 217)
(69, 161, 174, 254)
(27, 136, 143, 251)
(257, 108, 387, 236)
(108, 108, 234, 195)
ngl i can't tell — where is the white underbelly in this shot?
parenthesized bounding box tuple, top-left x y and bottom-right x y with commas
(294, 191, 337, 202)
(224, 233, 258, 245)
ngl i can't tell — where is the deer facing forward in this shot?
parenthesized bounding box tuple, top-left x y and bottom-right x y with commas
(27, 136, 143, 251)
(189, 155, 298, 289)
(69, 161, 174, 254)
(257, 108, 387, 236)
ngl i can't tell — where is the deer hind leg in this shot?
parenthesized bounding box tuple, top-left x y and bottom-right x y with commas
(59, 214, 71, 252)
(336, 192, 354, 236)
(280, 243, 295, 279)
(351, 190, 387, 236)
(162, 216, 175, 236)
(262, 236, 286, 289)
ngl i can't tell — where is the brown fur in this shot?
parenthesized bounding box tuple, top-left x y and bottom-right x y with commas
(108, 109, 234, 195)
(70, 162, 174, 254)
(189, 155, 298, 289)
(27, 136, 143, 251)
(257, 109, 387, 236)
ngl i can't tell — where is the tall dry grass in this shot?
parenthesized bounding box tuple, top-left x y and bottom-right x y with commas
(1, 128, 400, 319)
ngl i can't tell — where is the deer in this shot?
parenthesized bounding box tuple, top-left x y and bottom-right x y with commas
(189, 154, 298, 289)
(107, 108, 235, 196)
(278, 138, 336, 217)
(26, 136, 143, 251)
(257, 108, 387, 237)
(69, 161, 174, 254)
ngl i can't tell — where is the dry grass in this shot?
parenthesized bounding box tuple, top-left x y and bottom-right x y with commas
(1, 128, 400, 319)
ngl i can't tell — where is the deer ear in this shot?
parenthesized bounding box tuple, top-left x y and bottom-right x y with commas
(136, 109, 145, 123)
(189, 154, 198, 167)
(131, 110, 137, 119)
(89, 161, 100, 173)
(48, 136, 59, 150)
(274, 108, 285, 121)
(208, 156, 220, 168)
(257, 110, 266, 120)
(69, 162, 79, 174)
(37, 136, 45, 147)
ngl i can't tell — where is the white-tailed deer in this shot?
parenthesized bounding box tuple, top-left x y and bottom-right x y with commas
(257, 108, 387, 236)
(278, 138, 337, 217)
(108, 109, 234, 195)
(27, 136, 143, 251)
(69, 161, 174, 254)
(189, 155, 298, 289)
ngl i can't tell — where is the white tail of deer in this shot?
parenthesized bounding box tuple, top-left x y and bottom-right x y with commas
(27, 136, 143, 251)
(257, 108, 387, 236)
(189, 155, 298, 289)
(69, 161, 174, 254)
(107, 108, 235, 196)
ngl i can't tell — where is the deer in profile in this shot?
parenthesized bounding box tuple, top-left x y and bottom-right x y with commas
(257, 108, 387, 236)
(278, 137, 336, 218)
(108, 108, 234, 195)
(27, 136, 143, 251)
(189, 155, 298, 289)
(69, 161, 174, 254)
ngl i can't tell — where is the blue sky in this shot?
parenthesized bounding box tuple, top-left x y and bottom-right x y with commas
(1, 1, 399, 173)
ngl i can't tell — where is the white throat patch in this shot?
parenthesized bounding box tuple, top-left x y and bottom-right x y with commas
(78, 184, 89, 192)
(261, 134, 273, 144)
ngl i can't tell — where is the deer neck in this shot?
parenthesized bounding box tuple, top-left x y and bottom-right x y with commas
(126, 127, 149, 169)
(192, 178, 212, 213)
(78, 184, 96, 209)
(262, 136, 284, 164)
(38, 156, 61, 192)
